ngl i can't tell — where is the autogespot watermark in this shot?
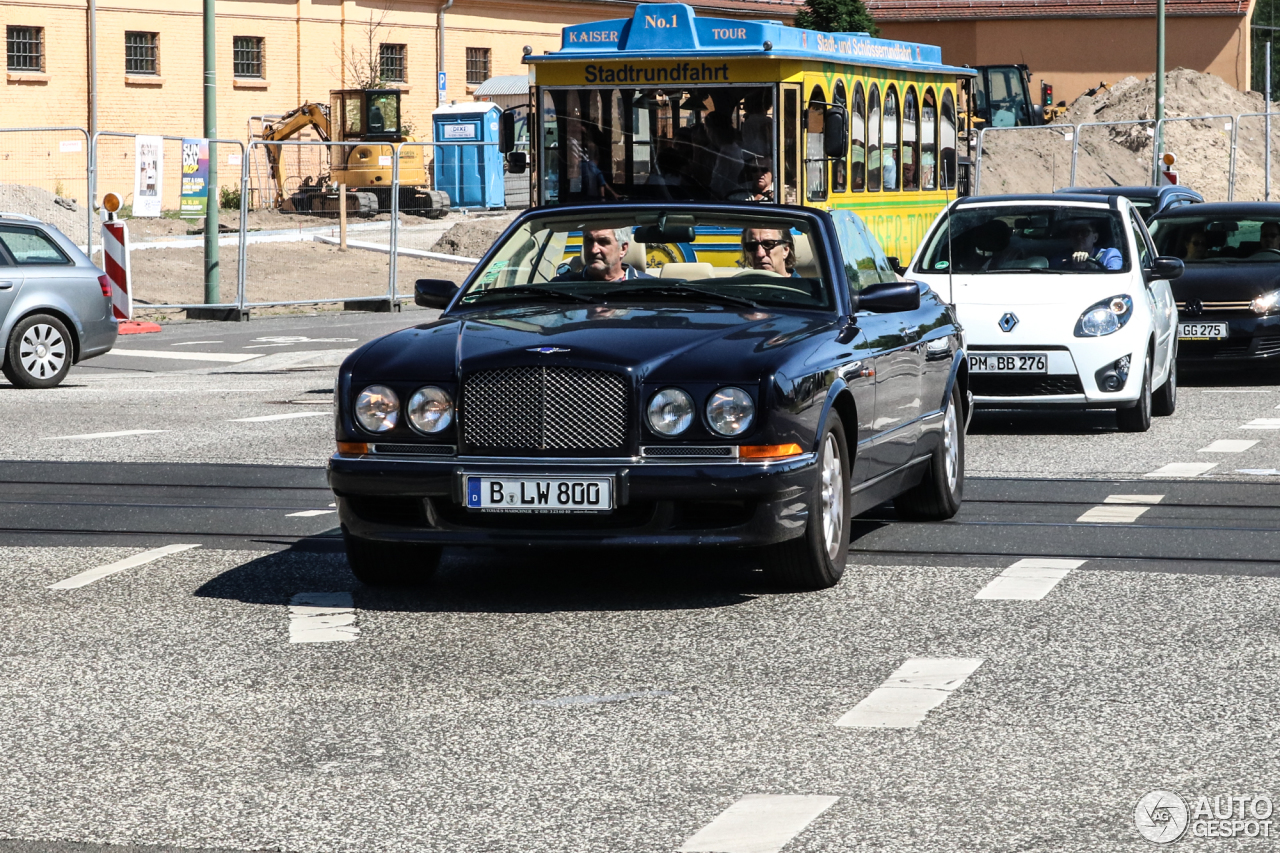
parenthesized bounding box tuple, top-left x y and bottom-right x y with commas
(1136, 790, 1274, 843)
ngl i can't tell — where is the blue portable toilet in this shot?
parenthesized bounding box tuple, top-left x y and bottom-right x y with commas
(433, 102, 505, 209)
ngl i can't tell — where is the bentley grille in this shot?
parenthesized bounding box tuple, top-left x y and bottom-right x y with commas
(461, 366, 628, 452)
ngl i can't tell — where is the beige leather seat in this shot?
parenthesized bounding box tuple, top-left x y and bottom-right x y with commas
(791, 236, 820, 278)
(623, 235, 647, 272)
(658, 262, 715, 280)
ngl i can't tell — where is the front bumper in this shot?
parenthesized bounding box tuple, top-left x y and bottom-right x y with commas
(327, 452, 818, 547)
(1176, 313, 1280, 365)
(967, 343, 1142, 408)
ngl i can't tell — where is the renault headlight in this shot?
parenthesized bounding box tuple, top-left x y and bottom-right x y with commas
(647, 388, 694, 436)
(1252, 289, 1280, 315)
(706, 387, 755, 436)
(355, 384, 399, 432)
(1074, 295, 1133, 337)
(407, 386, 453, 434)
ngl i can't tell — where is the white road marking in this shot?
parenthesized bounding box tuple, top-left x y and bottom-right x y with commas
(1242, 419, 1280, 430)
(46, 429, 167, 441)
(170, 340, 223, 346)
(534, 690, 674, 706)
(1103, 494, 1164, 504)
(1199, 439, 1259, 453)
(107, 348, 262, 363)
(49, 543, 201, 589)
(1200, 389, 1272, 393)
(1145, 462, 1217, 477)
(974, 558, 1085, 601)
(288, 592, 358, 643)
(835, 658, 984, 728)
(1077, 505, 1150, 523)
(287, 509, 336, 517)
(678, 794, 840, 853)
(1238, 468, 1280, 475)
(242, 343, 295, 349)
(231, 412, 330, 423)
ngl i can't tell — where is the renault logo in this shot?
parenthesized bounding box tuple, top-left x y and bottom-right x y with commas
(999, 312, 1019, 333)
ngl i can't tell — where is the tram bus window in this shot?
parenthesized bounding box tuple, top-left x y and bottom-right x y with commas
(850, 82, 866, 191)
(941, 89, 957, 189)
(921, 88, 938, 191)
(832, 80, 848, 194)
(783, 85, 799, 204)
(883, 85, 900, 192)
(805, 86, 828, 202)
(903, 87, 920, 191)
(867, 85, 881, 191)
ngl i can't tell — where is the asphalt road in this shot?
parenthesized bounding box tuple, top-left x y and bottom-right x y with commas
(1, 311, 1279, 853)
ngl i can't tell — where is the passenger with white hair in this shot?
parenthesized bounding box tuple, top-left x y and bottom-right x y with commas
(552, 227, 652, 282)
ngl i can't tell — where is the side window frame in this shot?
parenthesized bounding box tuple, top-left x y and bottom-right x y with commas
(0, 225, 72, 266)
(805, 84, 829, 202)
(1129, 209, 1156, 269)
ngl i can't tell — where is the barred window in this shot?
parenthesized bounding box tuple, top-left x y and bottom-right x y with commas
(125, 31, 158, 75)
(379, 43, 406, 83)
(6, 26, 43, 72)
(233, 36, 264, 78)
(465, 47, 490, 86)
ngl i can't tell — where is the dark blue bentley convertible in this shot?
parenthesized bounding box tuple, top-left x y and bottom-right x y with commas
(328, 204, 969, 590)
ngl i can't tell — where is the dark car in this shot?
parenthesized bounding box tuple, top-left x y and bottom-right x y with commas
(1148, 202, 1280, 365)
(1056, 186, 1203, 222)
(327, 204, 968, 590)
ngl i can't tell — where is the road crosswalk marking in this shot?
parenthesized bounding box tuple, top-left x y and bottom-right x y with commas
(1241, 418, 1280, 430)
(834, 657, 984, 728)
(49, 544, 201, 589)
(45, 429, 167, 441)
(678, 794, 840, 853)
(1145, 462, 1217, 477)
(1103, 494, 1164, 504)
(287, 509, 337, 517)
(288, 592, 358, 643)
(108, 349, 262, 363)
(1077, 505, 1149, 523)
(1199, 439, 1259, 453)
(231, 412, 330, 423)
(974, 558, 1085, 601)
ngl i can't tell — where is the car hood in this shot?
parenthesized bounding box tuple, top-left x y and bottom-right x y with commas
(349, 304, 835, 382)
(916, 272, 1139, 307)
(1171, 262, 1280, 303)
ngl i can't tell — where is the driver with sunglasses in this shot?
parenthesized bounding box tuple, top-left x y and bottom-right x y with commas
(741, 228, 797, 276)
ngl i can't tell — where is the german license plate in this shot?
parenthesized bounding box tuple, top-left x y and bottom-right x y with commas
(968, 353, 1048, 373)
(1178, 321, 1228, 340)
(465, 475, 613, 512)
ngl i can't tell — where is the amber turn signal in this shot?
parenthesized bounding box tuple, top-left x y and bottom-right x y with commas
(739, 443, 803, 459)
(336, 441, 369, 455)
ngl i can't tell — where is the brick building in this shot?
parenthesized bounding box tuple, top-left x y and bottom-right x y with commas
(867, 0, 1254, 105)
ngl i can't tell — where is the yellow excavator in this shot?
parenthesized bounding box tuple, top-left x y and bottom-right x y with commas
(260, 88, 449, 217)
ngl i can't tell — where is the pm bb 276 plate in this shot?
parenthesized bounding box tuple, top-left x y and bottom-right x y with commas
(465, 475, 614, 513)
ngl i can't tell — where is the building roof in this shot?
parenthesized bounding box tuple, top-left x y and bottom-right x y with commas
(867, 0, 1249, 20)
(473, 75, 530, 97)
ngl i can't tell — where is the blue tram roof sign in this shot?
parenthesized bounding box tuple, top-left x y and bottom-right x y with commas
(528, 2, 972, 76)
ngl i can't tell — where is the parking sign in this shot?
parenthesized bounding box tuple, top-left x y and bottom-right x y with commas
(438, 71, 447, 94)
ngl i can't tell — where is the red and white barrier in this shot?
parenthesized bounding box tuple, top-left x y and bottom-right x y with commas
(101, 220, 132, 321)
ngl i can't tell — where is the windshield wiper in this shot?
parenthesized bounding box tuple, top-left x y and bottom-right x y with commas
(463, 285, 599, 304)
(606, 283, 761, 309)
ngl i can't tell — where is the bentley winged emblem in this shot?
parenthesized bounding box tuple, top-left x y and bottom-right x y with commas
(527, 346, 571, 354)
(998, 312, 1019, 333)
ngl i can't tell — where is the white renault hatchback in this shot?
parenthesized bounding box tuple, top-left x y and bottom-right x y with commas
(910, 194, 1183, 432)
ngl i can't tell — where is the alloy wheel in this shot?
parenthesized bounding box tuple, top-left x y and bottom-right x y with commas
(819, 432, 844, 560)
(943, 401, 959, 494)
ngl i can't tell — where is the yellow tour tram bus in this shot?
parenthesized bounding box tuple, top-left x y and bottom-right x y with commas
(519, 1, 975, 263)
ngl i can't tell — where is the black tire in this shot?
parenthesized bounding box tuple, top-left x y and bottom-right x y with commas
(766, 410, 851, 590)
(1152, 352, 1177, 417)
(1117, 353, 1153, 432)
(342, 526, 442, 586)
(3, 314, 73, 389)
(894, 382, 965, 521)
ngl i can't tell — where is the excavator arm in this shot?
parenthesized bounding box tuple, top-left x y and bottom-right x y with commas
(261, 103, 331, 205)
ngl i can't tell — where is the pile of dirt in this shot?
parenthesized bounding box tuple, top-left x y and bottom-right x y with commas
(430, 214, 515, 259)
(981, 68, 1278, 201)
(0, 183, 88, 245)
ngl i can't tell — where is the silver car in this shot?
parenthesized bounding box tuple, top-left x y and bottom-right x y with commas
(0, 212, 117, 388)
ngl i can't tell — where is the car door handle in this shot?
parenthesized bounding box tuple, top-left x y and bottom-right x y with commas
(0, 281, 13, 290)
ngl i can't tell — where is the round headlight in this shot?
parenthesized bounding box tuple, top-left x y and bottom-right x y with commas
(355, 384, 399, 432)
(407, 386, 454, 434)
(647, 388, 694, 436)
(707, 386, 755, 436)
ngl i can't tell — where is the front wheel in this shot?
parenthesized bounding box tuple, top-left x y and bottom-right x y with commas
(1152, 353, 1177, 417)
(766, 411, 851, 590)
(342, 527, 442, 587)
(3, 314, 72, 389)
(1117, 353, 1153, 432)
(894, 382, 965, 520)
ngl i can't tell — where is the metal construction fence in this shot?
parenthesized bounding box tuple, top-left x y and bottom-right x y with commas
(975, 111, 1280, 200)
(0, 126, 93, 253)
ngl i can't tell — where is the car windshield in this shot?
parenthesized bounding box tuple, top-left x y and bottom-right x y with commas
(917, 204, 1129, 274)
(459, 210, 832, 311)
(1149, 216, 1280, 263)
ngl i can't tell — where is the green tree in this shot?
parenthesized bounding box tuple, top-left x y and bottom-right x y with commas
(794, 0, 881, 37)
